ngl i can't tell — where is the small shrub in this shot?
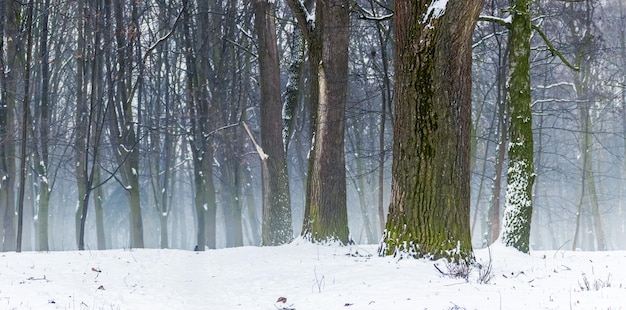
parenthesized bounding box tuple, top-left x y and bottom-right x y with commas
(448, 303, 467, 310)
(434, 260, 472, 281)
(578, 273, 611, 291)
(476, 260, 494, 284)
(476, 247, 494, 284)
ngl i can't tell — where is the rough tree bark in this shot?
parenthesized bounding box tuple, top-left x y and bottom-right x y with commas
(501, 0, 534, 253)
(380, 0, 483, 262)
(253, 0, 293, 246)
(285, 0, 351, 244)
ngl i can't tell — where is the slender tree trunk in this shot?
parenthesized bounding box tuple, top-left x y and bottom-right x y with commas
(183, 0, 219, 250)
(283, 29, 304, 154)
(490, 82, 508, 243)
(501, 0, 535, 253)
(572, 73, 604, 251)
(74, 0, 89, 249)
(243, 171, 261, 245)
(94, 166, 106, 250)
(16, 0, 34, 253)
(376, 20, 392, 235)
(0, 0, 6, 253)
(1, 0, 21, 252)
(109, 0, 143, 249)
(347, 128, 375, 243)
(488, 38, 510, 244)
(619, 0, 626, 250)
(34, 0, 51, 251)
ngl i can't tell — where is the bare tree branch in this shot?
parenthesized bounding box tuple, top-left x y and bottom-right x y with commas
(532, 23, 580, 71)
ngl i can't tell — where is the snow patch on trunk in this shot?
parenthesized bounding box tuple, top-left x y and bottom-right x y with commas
(423, 0, 449, 25)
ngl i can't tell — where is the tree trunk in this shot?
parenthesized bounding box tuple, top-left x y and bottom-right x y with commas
(1, 0, 21, 252)
(254, 0, 293, 246)
(75, 0, 88, 249)
(33, 0, 51, 251)
(569, 0, 604, 252)
(243, 170, 261, 245)
(619, 0, 626, 250)
(183, 1, 218, 250)
(375, 19, 392, 235)
(347, 127, 375, 243)
(109, 0, 144, 249)
(300, 0, 351, 244)
(381, 0, 482, 262)
(16, 0, 34, 253)
(94, 166, 106, 250)
(488, 38, 510, 245)
(501, 0, 534, 253)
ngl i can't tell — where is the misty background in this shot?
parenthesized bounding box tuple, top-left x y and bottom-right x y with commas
(1, 0, 624, 252)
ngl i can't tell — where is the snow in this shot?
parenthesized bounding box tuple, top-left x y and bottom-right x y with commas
(479, 14, 512, 25)
(298, 0, 315, 29)
(423, 0, 449, 25)
(1, 241, 624, 309)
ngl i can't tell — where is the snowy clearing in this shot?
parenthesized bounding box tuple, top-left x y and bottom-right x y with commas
(0, 241, 624, 309)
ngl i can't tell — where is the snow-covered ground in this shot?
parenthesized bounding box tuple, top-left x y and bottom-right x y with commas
(0, 239, 624, 309)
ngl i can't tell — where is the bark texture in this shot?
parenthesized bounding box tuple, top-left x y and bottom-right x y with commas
(501, 0, 534, 253)
(301, 0, 351, 244)
(381, 0, 483, 262)
(254, 0, 293, 246)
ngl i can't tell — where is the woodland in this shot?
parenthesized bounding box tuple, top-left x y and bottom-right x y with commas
(0, 0, 622, 261)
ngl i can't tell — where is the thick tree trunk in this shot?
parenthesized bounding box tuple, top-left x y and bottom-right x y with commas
(254, 0, 293, 246)
(301, 0, 351, 244)
(381, 0, 482, 262)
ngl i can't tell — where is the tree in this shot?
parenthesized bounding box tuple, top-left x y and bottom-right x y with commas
(182, 0, 218, 250)
(380, 0, 483, 262)
(75, 0, 109, 251)
(499, 0, 535, 254)
(0, 0, 25, 252)
(16, 0, 34, 253)
(565, 0, 605, 251)
(253, 0, 293, 245)
(107, 0, 144, 248)
(144, 1, 182, 249)
(33, 0, 52, 251)
(287, 0, 351, 244)
(471, 0, 512, 245)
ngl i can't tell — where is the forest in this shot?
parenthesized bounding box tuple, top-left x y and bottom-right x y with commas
(0, 0, 622, 257)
